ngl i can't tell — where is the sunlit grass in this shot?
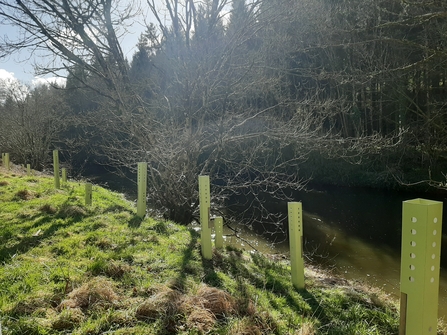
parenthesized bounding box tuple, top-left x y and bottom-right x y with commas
(0, 166, 404, 334)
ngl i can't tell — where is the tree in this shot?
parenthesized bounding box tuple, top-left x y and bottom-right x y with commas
(0, 0, 144, 112)
(0, 82, 67, 169)
(101, 0, 342, 226)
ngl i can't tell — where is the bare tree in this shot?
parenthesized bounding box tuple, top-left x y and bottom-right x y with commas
(0, 82, 67, 169)
(90, 0, 351, 228)
(0, 0, 144, 110)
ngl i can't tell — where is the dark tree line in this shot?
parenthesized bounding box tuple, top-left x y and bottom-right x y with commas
(1, 0, 447, 225)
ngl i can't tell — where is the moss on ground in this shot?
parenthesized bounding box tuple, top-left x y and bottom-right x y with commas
(0, 164, 416, 334)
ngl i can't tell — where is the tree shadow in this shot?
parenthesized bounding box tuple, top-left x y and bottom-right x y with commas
(152, 229, 200, 335)
(128, 215, 143, 228)
(104, 204, 134, 215)
(214, 249, 330, 327)
(250, 253, 329, 322)
(297, 288, 329, 325)
(169, 229, 201, 292)
(147, 221, 171, 236)
(0, 218, 78, 263)
(201, 254, 224, 288)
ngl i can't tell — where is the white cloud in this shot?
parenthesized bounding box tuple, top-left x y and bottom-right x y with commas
(0, 69, 28, 103)
(32, 76, 66, 88)
(0, 69, 16, 82)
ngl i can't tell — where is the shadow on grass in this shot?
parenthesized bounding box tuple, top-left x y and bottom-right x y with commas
(298, 288, 329, 324)
(169, 229, 200, 292)
(250, 253, 330, 323)
(214, 249, 331, 328)
(148, 221, 171, 236)
(31, 216, 55, 227)
(149, 229, 200, 335)
(104, 204, 134, 214)
(202, 255, 224, 288)
(128, 215, 143, 228)
(0, 218, 77, 263)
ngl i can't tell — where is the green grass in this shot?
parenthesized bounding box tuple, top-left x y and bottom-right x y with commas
(0, 166, 404, 334)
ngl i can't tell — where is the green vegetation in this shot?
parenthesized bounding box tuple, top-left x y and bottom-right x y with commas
(0, 166, 404, 334)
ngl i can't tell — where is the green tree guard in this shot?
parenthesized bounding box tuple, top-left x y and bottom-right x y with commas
(53, 150, 60, 189)
(215, 216, 224, 249)
(288, 202, 305, 289)
(62, 168, 67, 183)
(199, 175, 212, 260)
(137, 162, 148, 218)
(85, 183, 92, 206)
(5, 153, 10, 170)
(27, 164, 31, 176)
(400, 199, 443, 335)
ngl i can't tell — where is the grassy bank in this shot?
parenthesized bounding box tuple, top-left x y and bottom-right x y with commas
(0, 165, 405, 334)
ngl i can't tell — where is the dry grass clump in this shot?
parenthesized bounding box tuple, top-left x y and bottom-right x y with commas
(0, 180, 9, 186)
(95, 237, 116, 250)
(58, 277, 119, 311)
(295, 321, 317, 335)
(186, 308, 216, 333)
(105, 261, 132, 279)
(227, 318, 263, 335)
(226, 308, 277, 335)
(39, 204, 57, 214)
(14, 189, 35, 200)
(437, 320, 447, 335)
(11, 296, 51, 315)
(135, 284, 238, 333)
(52, 307, 85, 330)
(58, 205, 87, 218)
(178, 284, 238, 332)
(194, 284, 236, 316)
(26, 178, 39, 183)
(135, 286, 183, 320)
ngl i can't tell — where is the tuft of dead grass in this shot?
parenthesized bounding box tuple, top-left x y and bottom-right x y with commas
(135, 286, 183, 320)
(295, 321, 317, 335)
(39, 204, 57, 214)
(95, 237, 117, 250)
(194, 284, 236, 316)
(58, 205, 87, 218)
(105, 261, 132, 279)
(52, 307, 85, 330)
(186, 308, 216, 333)
(0, 180, 9, 186)
(178, 284, 238, 333)
(11, 296, 51, 316)
(438, 319, 447, 335)
(135, 284, 237, 333)
(227, 318, 262, 335)
(14, 189, 35, 200)
(58, 277, 119, 311)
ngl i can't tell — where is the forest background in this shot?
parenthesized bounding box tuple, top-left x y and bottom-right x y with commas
(0, 0, 446, 225)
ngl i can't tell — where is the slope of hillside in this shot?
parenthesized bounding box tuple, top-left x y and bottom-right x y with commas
(0, 165, 404, 334)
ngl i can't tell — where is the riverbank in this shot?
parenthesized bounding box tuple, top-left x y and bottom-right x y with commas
(0, 165, 436, 334)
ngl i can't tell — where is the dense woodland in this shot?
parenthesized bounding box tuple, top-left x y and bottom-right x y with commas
(0, 0, 447, 224)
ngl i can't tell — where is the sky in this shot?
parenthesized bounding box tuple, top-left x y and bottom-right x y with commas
(0, 23, 145, 86)
(0, 1, 233, 88)
(0, 1, 159, 87)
